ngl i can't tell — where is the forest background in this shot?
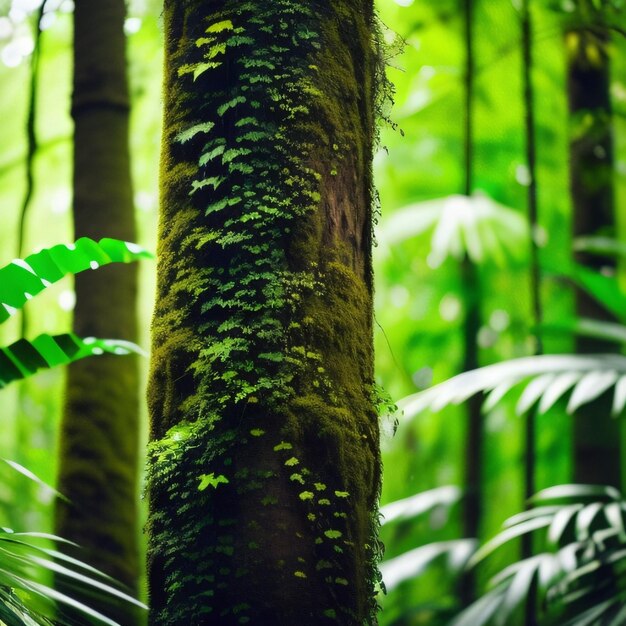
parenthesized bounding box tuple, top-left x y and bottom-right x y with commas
(1, 0, 626, 624)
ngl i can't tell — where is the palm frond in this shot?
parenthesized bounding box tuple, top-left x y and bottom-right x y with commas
(399, 353, 626, 420)
(549, 263, 626, 322)
(0, 333, 145, 389)
(454, 485, 626, 625)
(0, 237, 152, 323)
(380, 539, 477, 592)
(573, 236, 626, 260)
(1, 460, 66, 503)
(380, 192, 529, 268)
(0, 528, 146, 626)
(0, 237, 150, 624)
(540, 317, 626, 345)
(379, 487, 471, 594)
(380, 486, 462, 525)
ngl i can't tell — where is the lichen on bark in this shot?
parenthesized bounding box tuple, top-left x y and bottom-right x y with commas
(147, 1, 382, 623)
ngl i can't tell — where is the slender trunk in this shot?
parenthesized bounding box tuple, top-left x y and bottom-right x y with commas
(147, 1, 381, 624)
(460, 0, 482, 607)
(55, 1, 140, 623)
(13, 7, 43, 531)
(521, 0, 542, 504)
(521, 2, 541, 620)
(567, 23, 620, 487)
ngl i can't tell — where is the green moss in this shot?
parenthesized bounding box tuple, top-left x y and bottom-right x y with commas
(147, 1, 382, 623)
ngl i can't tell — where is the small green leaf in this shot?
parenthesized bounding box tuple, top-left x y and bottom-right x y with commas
(324, 530, 342, 539)
(190, 176, 224, 194)
(259, 352, 284, 362)
(198, 473, 229, 491)
(175, 122, 215, 143)
(284, 457, 299, 467)
(217, 96, 247, 117)
(206, 19, 233, 33)
(274, 441, 293, 451)
(299, 491, 314, 501)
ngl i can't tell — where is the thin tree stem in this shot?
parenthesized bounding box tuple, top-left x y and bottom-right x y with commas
(16, 5, 44, 339)
(521, 1, 541, 621)
(460, 0, 482, 608)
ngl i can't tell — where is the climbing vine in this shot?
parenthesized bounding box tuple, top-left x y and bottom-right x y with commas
(148, 1, 384, 623)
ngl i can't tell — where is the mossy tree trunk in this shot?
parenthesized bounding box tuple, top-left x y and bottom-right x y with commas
(566, 19, 620, 487)
(55, 1, 140, 623)
(147, 1, 381, 624)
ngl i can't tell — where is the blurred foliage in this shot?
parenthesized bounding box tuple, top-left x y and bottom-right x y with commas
(1, 0, 626, 623)
(0, 236, 148, 624)
(375, 0, 626, 623)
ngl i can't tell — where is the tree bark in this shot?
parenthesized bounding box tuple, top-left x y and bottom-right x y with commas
(55, 1, 141, 623)
(147, 1, 381, 624)
(567, 24, 620, 487)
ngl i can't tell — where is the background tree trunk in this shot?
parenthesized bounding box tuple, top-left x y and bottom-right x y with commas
(567, 22, 620, 487)
(460, 0, 482, 606)
(55, 1, 141, 623)
(147, 1, 381, 624)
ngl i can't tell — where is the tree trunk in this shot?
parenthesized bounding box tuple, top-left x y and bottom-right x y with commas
(147, 1, 381, 624)
(55, 1, 140, 623)
(567, 24, 620, 487)
(460, 0, 482, 607)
